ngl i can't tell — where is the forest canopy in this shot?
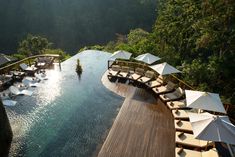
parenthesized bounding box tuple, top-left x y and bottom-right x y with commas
(94, 0, 235, 104)
(0, 0, 156, 54)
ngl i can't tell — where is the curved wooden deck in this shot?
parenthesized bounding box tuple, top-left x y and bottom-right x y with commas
(99, 71, 175, 157)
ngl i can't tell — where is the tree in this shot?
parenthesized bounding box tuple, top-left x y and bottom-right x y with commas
(17, 34, 51, 56)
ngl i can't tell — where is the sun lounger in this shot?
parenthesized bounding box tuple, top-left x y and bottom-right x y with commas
(35, 73, 48, 81)
(22, 78, 40, 87)
(172, 109, 189, 120)
(137, 70, 155, 83)
(24, 77, 40, 83)
(9, 86, 33, 96)
(117, 66, 130, 78)
(2, 100, 17, 106)
(159, 87, 185, 102)
(174, 120, 193, 133)
(145, 76, 164, 88)
(175, 147, 219, 157)
(129, 68, 145, 80)
(20, 63, 38, 74)
(152, 81, 176, 95)
(108, 65, 121, 76)
(167, 100, 186, 110)
(175, 131, 212, 149)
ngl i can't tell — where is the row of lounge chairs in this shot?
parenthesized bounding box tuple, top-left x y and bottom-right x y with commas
(0, 71, 48, 106)
(166, 95, 219, 156)
(107, 64, 219, 157)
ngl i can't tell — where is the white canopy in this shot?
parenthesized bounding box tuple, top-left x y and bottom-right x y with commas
(150, 62, 180, 75)
(135, 53, 160, 64)
(185, 90, 226, 114)
(188, 112, 235, 145)
(109, 50, 132, 61)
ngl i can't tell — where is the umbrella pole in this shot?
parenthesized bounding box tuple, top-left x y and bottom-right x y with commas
(227, 143, 234, 157)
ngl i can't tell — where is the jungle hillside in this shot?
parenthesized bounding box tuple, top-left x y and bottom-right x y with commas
(0, 0, 156, 54)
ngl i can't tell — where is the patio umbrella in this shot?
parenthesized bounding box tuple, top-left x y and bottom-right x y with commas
(185, 90, 226, 114)
(150, 62, 180, 75)
(109, 50, 132, 61)
(135, 53, 160, 64)
(0, 53, 16, 66)
(188, 112, 235, 156)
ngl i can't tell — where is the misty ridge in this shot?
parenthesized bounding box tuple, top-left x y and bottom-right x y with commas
(0, 0, 156, 54)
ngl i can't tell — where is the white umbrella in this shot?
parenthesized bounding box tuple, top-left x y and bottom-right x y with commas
(135, 53, 160, 64)
(185, 90, 226, 114)
(109, 50, 132, 61)
(189, 112, 235, 156)
(150, 62, 180, 75)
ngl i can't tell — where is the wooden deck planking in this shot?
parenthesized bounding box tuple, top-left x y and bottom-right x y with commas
(99, 73, 175, 157)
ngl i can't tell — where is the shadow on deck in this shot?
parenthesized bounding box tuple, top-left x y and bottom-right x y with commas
(98, 71, 175, 157)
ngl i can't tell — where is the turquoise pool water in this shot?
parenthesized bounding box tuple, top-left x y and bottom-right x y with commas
(6, 50, 123, 157)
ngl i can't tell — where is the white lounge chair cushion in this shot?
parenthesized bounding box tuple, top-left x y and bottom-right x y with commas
(175, 131, 210, 148)
(118, 72, 129, 78)
(130, 73, 142, 80)
(147, 79, 163, 88)
(2, 100, 17, 106)
(174, 120, 193, 132)
(175, 148, 218, 157)
(172, 109, 189, 119)
(9, 86, 33, 96)
(167, 100, 185, 110)
(20, 63, 37, 71)
(138, 76, 151, 83)
(108, 69, 119, 76)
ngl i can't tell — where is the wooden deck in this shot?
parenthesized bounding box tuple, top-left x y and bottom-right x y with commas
(99, 72, 175, 157)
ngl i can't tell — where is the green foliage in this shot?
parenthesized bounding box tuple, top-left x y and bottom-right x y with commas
(0, 0, 156, 53)
(11, 54, 26, 60)
(18, 34, 51, 56)
(44, 49, 70, 61)
(100, 0, 235, 104)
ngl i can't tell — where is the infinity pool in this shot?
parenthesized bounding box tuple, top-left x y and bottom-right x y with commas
(6, 50, 123, 157)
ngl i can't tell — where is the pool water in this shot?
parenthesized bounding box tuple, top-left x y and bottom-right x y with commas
(6, 50, 123, 157)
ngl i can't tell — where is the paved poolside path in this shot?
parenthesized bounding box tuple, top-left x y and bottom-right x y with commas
(98, 72, 175, 157)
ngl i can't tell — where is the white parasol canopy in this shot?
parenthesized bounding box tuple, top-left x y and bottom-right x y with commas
(109, 50, 132, 61)
(188, 112, 235, 145)
(185, 90, 226, 114)
(135, 53, 160, 64)
(150, 62, 180, 75)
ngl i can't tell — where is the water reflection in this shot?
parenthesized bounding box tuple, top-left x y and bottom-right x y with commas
(6, 50, 123, 157)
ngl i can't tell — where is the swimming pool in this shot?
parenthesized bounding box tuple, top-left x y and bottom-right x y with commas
(6, 50, 124, 157)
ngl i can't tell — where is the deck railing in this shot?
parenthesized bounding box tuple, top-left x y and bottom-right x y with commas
(0, 54, 61, 74)
(108, 59, 235, 121)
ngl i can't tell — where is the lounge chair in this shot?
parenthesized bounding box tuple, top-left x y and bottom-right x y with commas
(129, 68, 145, 80)
(167, 100, 186, 110)
(174, 120, 193, 133)
(145, 76, 164, 88)
(24, 77, 40, 83)
(172, 109, 189, 120)
(152, 81, 176, 95)
(175, 131, 212, 149)
(137, 70, 155, 83)
(175, 147, 219, 157)
(108, 65, 121, 77)
(2, 100, 17, 106)
(9, 86, 33, 96)
(20, 63, 38, 75)
(22, 78, 40, 87)
(117, 66, 130, 78)
(159, 87, 185, 102)
(35, 73, 48, 81)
